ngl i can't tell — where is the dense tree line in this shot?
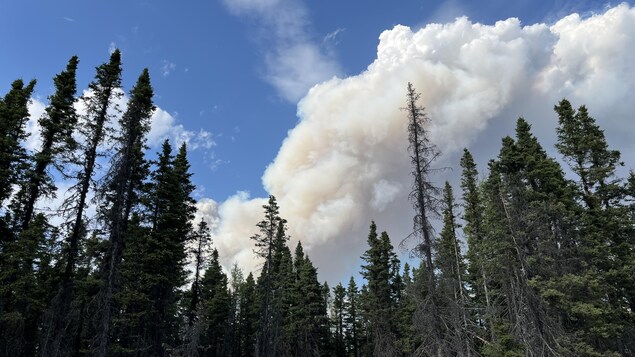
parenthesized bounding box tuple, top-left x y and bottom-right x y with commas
(0, 54, 633, 357)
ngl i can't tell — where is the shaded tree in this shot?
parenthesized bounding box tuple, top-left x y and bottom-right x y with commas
(93, 69, 154, 357)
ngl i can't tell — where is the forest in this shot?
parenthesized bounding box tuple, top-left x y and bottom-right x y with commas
(0, 51, 634, 357)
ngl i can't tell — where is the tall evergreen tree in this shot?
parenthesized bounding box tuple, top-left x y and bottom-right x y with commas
(250, 195, 282, 357)
(239, 273, 258, 357)
(554, 100, 635, 354)
(403, 82, 442, 355)
(360, 221, 401, 356)
(480, 120, 572, 356)
(226, 263, 245, 357)
(180, 220, 213, 357)
(435, 181, 472, 356)
(0, 79, 36, 207)
(332, 283, 346, 357)
(41, 50, 123, 357)
(93, 69, 154, 357)
(344, 277, 360, 357)
(459, 148, 494, 346)
(199, 249, 231, 356)
(12, 56, 79, 231)
(0, 57, 78, 357)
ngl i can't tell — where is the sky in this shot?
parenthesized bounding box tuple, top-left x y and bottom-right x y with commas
(2, 0, 635, 284)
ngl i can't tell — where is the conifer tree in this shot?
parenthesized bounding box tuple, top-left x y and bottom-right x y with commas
(403, 83, 442, 355)
(93, 69, 154, 357)
(226, 263, 245, 357)
(250, 195, 282, 357)
(12, 56, 79, 231)
(332, 283, 346, 357)
(554, 100, 635, 354)
(459, 148, 493, 345)
(180, 220, 213, 356)
(0, 57, 78, 357)
(0, 79, 36, 207)
(436, 181, 472, 355)
(41, 50, 123, 357)
(344, 277, 360, 357)
(200, 249, 231, 355)
(360, 222, 401, 356)
(480, 121, 572, 356)
(292, 252, 326, 356)
(239, 273, 258, 357)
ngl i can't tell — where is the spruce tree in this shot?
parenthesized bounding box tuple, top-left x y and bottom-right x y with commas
(239, 273, 258, 357)
(0, 57, 78, 357)
(200, 249, 231, 356)
(12, 56, 79, 231)
(0, 79, 36, 207)
(435, 181, 472, 355)
(93, 69, 154, 357)
(250, 195, 282, 357)
(41, 50, 123, 357)
(360, 222, 401, 356)
(459, 148, 494, 346)
(332, 283, 346, 357)
(554, 100, 635, 354)
(344, 277, 360, 357)
(180, 220, 213, 357)
(403, 83, 442, 355)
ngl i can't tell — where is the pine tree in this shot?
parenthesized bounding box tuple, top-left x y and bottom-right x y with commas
(554, 100, 635, 354)
(200, 249, 231, 356)
(41, 50, 123, 357)
(0, 57, 78, 357)
(250, 195, 282, 357)
(459, 148, 494, 346)
(344, 277, 360, 357)
(403, 82, 442, 355)
(180, 220, 213, 357)
(0, 78, 36, 207)
(226, 263, 245, 357)
(480, 120, 573, 356)
(435, 181, 472, 355)
(0, 80, 35, 322)
(332, 283, 346, 357)
(0, 214, 61, 356)
(12, 56, 79, 231)
(293, 252, 327, 356)
(93, 69, 154, 357)
(360, 221, 401, 356)
(238, 273, 258, 357)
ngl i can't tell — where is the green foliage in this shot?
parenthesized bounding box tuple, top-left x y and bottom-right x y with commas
(0, 79, 36, 206)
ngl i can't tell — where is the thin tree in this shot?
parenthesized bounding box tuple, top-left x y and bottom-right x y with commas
(250, 195, 282, 357)
(402, 82, 442, 355)
(0, 79, 36, 207)
(93, 69, 154, 357)
(12, 56, 79, 231)
(41, 50, 122, 357)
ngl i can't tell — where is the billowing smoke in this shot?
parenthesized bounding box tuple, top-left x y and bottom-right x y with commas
(208, 4, 635, 282)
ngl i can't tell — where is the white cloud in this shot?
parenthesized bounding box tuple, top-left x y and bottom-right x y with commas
(160, 60, 177, 77)
(222, 0, 342, 102)
(323, 28, 345, 46)
(203, 4, 635, 281)
(148, 109, 216, 150)
(108, 42, 117, 55)
(26, 90, 213, 153)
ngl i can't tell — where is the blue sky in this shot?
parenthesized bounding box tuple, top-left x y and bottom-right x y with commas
(0, 0, 615, 200)
(2, 0, 634, 281)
